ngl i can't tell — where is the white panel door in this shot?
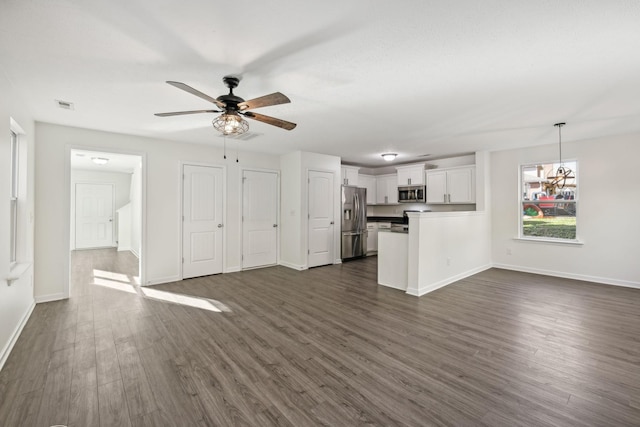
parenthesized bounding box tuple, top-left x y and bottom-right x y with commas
(75, 183, 114, 249)
(183, 165, 224, 278)
(242, 170, 278, 269)
(308, 170, 335, 268)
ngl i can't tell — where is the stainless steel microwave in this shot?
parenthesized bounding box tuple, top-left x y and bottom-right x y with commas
(398, 185, 426, 203)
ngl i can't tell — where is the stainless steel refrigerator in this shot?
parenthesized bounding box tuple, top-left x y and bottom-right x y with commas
(341, 186, 367, 260)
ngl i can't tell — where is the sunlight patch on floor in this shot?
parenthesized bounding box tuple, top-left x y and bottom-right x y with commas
(90, 269, 231, 312)
(140, 287, 231, 313)
(92, 276, 138, 294)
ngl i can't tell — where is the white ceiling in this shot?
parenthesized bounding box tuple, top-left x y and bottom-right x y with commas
(2, 0, 640, 167)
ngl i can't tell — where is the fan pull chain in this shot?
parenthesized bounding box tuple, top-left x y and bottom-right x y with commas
(236, 141, 239, 163)
(223, 135, 227, 160)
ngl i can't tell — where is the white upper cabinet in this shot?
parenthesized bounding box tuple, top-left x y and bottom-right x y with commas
(359, 174, 377, 205)
(396, 163, 426, 186)
(341, 165, 360, 186)
(426, 166, 475, 204)
(376, 174, 398, 204)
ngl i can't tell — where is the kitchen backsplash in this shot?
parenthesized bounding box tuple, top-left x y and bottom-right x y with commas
(369, 203, 475, 217)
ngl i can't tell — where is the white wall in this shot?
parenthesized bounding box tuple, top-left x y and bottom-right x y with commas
(407, 212, 492, 296)
(0, 72, 36, 370)
(491, 132, 640, 287)
(280, 151, 303, 268)
(279, 151, 342, 269)
(130, 161, 142, 257)
(70, 169, 132, 249)
(34, 122, 281, 300)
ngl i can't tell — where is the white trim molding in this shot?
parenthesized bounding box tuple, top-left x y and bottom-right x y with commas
(0, 301, 35, 372)
(492, 263, 640, 289)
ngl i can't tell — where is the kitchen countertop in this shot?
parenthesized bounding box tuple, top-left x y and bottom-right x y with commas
(367, 216, 404, 224)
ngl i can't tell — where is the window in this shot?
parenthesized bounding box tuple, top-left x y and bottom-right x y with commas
(520, 161, 577, 241)
(10, 130, 18, 264)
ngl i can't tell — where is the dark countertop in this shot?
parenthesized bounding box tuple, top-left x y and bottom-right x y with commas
(367, 216, 404, 224)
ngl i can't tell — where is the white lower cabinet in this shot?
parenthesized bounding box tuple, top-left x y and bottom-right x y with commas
(366, 222, 378, 253)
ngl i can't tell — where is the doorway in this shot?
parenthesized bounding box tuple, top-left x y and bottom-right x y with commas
(68, 149, 143, 296)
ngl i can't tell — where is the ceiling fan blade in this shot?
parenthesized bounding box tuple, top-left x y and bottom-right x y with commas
(166, 81, 226, 109)
(155, 109, 221, 117)
(238, 92, 291, 110)
(243, 111, 297, 130)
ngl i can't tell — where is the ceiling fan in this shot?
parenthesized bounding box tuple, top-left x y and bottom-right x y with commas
(155, 76, 296, 135)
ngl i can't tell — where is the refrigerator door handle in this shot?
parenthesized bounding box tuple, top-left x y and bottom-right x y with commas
(355, 193, 360, 230)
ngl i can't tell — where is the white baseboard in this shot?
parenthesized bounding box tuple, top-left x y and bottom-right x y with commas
(144, 275, 180, 286)
(117, 246, 131, 252)
(0, 300, 35, 372)
(130, 248, 140, 259)
(225, 266, 241, 273)
(279, 261, 307, 271)
(407, 263, 493, 297)
(492, 263, 640, 289)
(35, 292, 67, 303)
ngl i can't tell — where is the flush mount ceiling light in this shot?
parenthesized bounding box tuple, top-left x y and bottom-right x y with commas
(212, 112, 249, 136)
(91, 157, 109, 165)
(547, 122, 575, 188)
(382, 153, 397, 162)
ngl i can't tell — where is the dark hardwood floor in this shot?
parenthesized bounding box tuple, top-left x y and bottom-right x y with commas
(1, 249, 639, 426)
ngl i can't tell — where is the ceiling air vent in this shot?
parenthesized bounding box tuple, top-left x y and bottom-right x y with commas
(55, 99, 74, 110)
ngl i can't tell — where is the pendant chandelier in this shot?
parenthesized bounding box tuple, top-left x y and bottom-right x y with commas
(547, 122, 575, 188)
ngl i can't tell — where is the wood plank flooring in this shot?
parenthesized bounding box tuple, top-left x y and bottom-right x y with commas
(1, 249, 639, 426)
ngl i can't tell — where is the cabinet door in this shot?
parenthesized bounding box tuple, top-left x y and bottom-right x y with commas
(396, 166, 424, 185)
(397, 168, 411, 186)
(447, 167, 475, 203)
(366, 223, 377, 252)
(386, 176, 398, 204)
(376, 176, 388, 204)
(376, 175, 397, 204)
(359, 175, 377, 205)
(341, 166, 359, 186)
(426, 170, 447, 203)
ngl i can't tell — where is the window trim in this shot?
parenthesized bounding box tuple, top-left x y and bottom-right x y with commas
(518, 160, 579, 243)
(9, 130, 18, 266)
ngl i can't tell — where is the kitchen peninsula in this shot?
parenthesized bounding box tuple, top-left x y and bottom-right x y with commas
(378, 210, 491, 296)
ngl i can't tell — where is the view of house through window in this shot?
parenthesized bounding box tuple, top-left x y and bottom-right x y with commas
(521, 161, 577, 240)
(10, 130, 18, 264)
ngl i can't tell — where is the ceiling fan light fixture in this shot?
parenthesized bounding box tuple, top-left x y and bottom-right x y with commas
(212, 113, 249, 136)
(382, 153, 397, 162)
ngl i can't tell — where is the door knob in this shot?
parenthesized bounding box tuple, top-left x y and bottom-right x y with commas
(330, 221, 334, 225)
(273, 224, 278, 228)
(217, 224, 223, 228)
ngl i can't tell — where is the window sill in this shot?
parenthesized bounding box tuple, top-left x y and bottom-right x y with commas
(514, 237, 583, 246)
(7, 262, 31, 286)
